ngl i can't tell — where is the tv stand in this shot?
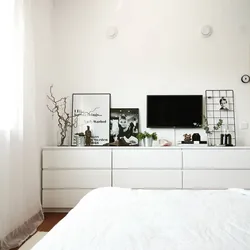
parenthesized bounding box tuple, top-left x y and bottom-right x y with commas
(42, 146, 250, 209)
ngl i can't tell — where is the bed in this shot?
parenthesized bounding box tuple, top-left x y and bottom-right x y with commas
(33, 187, 250, 250)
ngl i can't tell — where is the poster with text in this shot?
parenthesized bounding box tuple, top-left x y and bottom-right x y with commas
(71, 93, 110, 146)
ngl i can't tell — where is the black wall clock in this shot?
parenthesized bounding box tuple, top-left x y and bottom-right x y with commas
(241, 74, 250, 83)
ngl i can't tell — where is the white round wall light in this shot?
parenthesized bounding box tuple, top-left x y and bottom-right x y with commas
(106, 26, 118, 39)
(201, 25, 213, 37)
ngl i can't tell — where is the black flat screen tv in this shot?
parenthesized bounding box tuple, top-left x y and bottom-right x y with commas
(147, 95, 203, 128)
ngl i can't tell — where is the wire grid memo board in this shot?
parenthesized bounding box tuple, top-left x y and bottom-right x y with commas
(205, 90, 236, 146)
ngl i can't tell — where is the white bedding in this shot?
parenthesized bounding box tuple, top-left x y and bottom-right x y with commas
(33, 188, 250, 250)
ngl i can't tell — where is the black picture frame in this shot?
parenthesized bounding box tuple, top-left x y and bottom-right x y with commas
(71, 93, 111, 146)
(109, 108, 139, 146)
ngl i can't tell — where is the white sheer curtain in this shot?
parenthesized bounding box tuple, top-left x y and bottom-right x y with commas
(0, 1, 44, 249)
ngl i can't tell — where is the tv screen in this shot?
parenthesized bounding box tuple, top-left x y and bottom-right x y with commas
(147, 95, 203, 128)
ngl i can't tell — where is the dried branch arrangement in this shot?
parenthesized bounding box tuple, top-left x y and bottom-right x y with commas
(47, 85, 79, 146)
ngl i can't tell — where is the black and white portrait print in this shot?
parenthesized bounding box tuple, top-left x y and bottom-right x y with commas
(219, 97, 229, 111)
(110, 108, 139, 146)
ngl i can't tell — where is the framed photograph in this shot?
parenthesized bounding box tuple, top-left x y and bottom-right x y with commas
(110, 108, 139, 146)
(71, 93, 111, 146)
(219, 97, 229, 111)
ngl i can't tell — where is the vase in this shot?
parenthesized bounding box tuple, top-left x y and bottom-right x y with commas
(57, 131, 70, 146)
(75, 136, 85, 147)
(143, 138, 153, 147)
(207, 133, 214, 146)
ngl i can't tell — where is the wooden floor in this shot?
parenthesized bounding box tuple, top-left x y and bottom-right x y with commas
(37, 213, 67, 231)
(14, 213, 67, 250)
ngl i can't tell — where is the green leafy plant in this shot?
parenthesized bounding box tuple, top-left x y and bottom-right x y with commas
(137, 132, 146, 141)
(75, 132, 85, 137)
(137, 131, 158, 141)
(144, 131, 152, 138)
(203, 115, 223, 134)
(151, 132, 158, 141)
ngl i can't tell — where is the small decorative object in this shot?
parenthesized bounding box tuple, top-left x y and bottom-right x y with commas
(85, 126, 92, 146)
(110, 108, 139, 146)
(183, 134, 192, 142)
(220, 129, 233, 147)
(159, 139, 172, 147)
(47, 85, 80, 146)
(137, 131, 158, 147)
(75, 132, 85, 146)
(220, 133, 225, 145)
(241, 74, 250, 84)
(225, 133, 233, 146)
(71, 93, 110, 146)
(192, 133, 201, 141)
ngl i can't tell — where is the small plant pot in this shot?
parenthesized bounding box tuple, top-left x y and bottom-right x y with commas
(75, 135, 85, 147)
(143, 138, 153, 147)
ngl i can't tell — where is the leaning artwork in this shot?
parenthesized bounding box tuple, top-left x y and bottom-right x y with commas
(108, 108, 139, 146)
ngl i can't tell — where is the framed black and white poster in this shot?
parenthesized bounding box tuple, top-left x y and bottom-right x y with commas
(110, 108, 139, 146)
(71, 93, 111, 146)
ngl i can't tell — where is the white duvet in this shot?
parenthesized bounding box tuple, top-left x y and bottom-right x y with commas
(33, 188, 250, 250)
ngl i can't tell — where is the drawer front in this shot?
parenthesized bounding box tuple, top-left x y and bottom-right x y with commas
(113, 149, 182, 169)
(43, 149, 111, 169)
(43, 170, 111, 188)
(43, 189, 92, 208)
(183, 170, 250, 189)
(183, 150, 250, 169)
(113, 170, 182, 188)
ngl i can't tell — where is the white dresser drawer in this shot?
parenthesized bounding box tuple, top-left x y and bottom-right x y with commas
(43, 189, 92, 208)
(43, 149, 111, 169)
(183, 170, 250, 189)
(113, 170, 182, 188)
(113, 149, 182, 169)
(43, 170, 111, 188)
(183, 150, 250, 169)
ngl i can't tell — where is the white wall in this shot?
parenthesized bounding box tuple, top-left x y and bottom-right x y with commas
(33, 0, 54, 147)
(45, 0, 250, 145)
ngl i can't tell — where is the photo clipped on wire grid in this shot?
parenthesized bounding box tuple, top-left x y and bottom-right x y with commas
(219, 97, 229, 111)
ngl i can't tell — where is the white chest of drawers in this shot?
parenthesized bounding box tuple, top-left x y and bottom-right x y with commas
(42, 147, 250, 209)
(42, 148, 112, 208)
(112, 148, 182, 189)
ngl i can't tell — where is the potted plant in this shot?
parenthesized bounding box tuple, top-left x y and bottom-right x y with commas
(137, 131, 158, 147)
(203, 115, 223, 146)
